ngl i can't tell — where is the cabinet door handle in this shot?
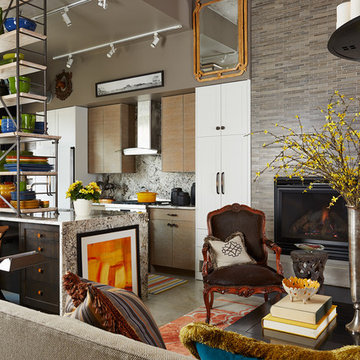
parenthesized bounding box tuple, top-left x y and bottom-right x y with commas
(37, 247, 43, 252)
(172, 224, 178, 228)
(221, 126, 225, 130)
(37, 233, 43, 239)
(221, 172, 225, 194)
(38, 268, 44, 274)
(216, 172, 220, 194)
(167, 223, 173, 227)
(216, 126, 220, 130)
(37, 290, 43, 296)
(167, 213, 178, 217)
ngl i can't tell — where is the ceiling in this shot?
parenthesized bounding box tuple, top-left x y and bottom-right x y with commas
(16, 0, 192, 58)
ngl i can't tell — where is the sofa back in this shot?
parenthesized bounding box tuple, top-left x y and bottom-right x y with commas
(0, 300, 191, 360)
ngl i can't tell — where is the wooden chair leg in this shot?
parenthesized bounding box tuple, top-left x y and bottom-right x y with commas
(203, 290, 211, 324)
(264, 293, 268, 302)
(209, 291, 214, 308)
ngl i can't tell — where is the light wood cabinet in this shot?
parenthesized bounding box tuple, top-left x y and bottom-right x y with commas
(161, 93, 195, 172)
(88, 104, 135, 173)
(150, 208, 195, 271)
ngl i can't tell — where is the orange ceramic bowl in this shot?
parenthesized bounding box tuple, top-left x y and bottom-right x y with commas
(136, 191, 157, 203)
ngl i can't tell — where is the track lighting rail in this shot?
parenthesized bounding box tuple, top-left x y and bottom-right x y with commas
(53, 24, 182, 60)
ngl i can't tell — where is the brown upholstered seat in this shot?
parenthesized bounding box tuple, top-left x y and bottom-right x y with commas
(202, 204, 285, 323)
(204, 264, 283, 287)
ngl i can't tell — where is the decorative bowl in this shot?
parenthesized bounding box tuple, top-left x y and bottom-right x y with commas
(282, 276, 320, 303)
(4, 17, 37, 32)
(295, 243, 325, 252)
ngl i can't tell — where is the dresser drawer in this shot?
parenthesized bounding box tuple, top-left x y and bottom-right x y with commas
(149, 208, 195, 221)
(25, 260, 59, 283)
(23, 280, 59, 304)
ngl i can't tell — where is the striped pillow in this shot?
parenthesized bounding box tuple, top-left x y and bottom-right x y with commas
(63, 272, 166, 349)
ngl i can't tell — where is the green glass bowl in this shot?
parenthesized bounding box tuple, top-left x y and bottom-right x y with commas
(8, 76, 31, 94)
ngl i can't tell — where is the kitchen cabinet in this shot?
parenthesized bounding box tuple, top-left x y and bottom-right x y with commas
(161, 93, 195, 172)
(88, 104, 136, 174)
(149, 208, 195, 271)
(33, 106, 95, 210)
(195, 80, 251, 279)
(19, 223, 59, 314)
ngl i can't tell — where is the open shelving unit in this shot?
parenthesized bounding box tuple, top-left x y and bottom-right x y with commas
(0, 0, 59, 216)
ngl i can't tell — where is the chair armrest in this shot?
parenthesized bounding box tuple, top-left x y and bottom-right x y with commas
(264, 239, 283, 276)
(202, 243, 212, 277)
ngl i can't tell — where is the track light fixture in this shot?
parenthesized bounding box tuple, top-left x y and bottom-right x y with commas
(106, 43, 116, 58)
(98, 0, 108, 9)
(150, 32, 160, 48)
(61, 7, 72, 27)
(66, 55, 73, 68)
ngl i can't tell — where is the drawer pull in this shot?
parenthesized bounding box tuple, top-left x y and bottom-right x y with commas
(37, 247, 43, 252)
(167, 213, 178, 217)
(37, 233, 43, 239)
(37, 268, 44, 274)
(172, 224, 179, 228)
(167, 223, 173, 227)
(37, 290, 43, 296)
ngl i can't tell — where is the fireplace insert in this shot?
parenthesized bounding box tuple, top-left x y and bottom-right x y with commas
(274, 177, 348, 260)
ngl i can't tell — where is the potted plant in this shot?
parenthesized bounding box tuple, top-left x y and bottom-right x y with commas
(66, 181, 101, 217)
(255, 91, 360, 333)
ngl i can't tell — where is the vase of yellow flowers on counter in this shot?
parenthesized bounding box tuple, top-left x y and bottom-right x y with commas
(66, 181, 101, 217)
(255, 91, 360, 333)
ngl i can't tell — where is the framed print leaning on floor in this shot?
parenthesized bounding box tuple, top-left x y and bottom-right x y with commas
(77, 225, 140, 296)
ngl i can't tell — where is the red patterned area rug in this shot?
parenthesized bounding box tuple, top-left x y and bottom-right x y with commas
(159, 298, 259, 356)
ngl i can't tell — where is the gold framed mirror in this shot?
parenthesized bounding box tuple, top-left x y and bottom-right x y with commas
(193, 0, 248, 82)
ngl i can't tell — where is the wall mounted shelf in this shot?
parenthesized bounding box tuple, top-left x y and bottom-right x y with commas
(328, 15, 360, 61)
(0, 93, 47, 108)
(0, 29, 46, 53)
(0, 60, 47, 78)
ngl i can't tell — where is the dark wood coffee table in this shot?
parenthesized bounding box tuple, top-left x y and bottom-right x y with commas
(225, 296, 360, 350)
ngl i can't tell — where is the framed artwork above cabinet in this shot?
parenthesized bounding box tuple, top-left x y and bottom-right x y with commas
(193, 0, 248, 82)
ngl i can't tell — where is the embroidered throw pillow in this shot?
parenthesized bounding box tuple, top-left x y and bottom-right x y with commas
(63, 272, 166, 349)
(206, 232, 256, 269)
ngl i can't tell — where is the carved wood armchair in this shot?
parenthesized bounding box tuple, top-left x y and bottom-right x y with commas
(202, 204, 285, 323)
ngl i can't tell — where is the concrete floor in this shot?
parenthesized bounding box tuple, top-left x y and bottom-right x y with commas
(144, 269, 264, 327)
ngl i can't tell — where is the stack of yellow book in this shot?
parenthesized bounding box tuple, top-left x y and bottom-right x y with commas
(262, 295, 337, 346)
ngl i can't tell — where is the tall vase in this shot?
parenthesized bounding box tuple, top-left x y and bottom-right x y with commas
(73, 199, 92, 217)
(346, 206, 360, 333)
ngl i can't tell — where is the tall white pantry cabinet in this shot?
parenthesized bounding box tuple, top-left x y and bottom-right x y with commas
(195, 80, 251, 279)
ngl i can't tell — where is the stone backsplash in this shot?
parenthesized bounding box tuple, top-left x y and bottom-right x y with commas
(101, 155, 195, 200)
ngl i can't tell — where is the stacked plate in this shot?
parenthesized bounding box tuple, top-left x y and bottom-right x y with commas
(10, 199, 40, 209)
(5, 155, 53, 172)
(11, 190, 36, 201)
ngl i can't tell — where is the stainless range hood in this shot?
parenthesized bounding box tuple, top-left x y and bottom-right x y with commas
(123, 100, 161, 155)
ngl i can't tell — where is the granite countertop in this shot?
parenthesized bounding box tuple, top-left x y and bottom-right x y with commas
(0, 209, 139, 225)
(147, 204, 195, 210)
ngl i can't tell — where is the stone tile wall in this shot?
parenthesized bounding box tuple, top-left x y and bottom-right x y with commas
(251, 0, 360, 237)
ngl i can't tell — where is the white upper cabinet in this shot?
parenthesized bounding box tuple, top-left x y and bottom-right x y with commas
(221, 81, 250, 136)
(196, 80, 250, 138)
(196, 84, 221, 138)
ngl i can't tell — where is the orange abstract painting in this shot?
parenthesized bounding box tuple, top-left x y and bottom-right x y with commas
(87, 236, 133, 291)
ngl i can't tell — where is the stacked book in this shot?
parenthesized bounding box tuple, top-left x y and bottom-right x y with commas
(262, 295, 337, 348)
